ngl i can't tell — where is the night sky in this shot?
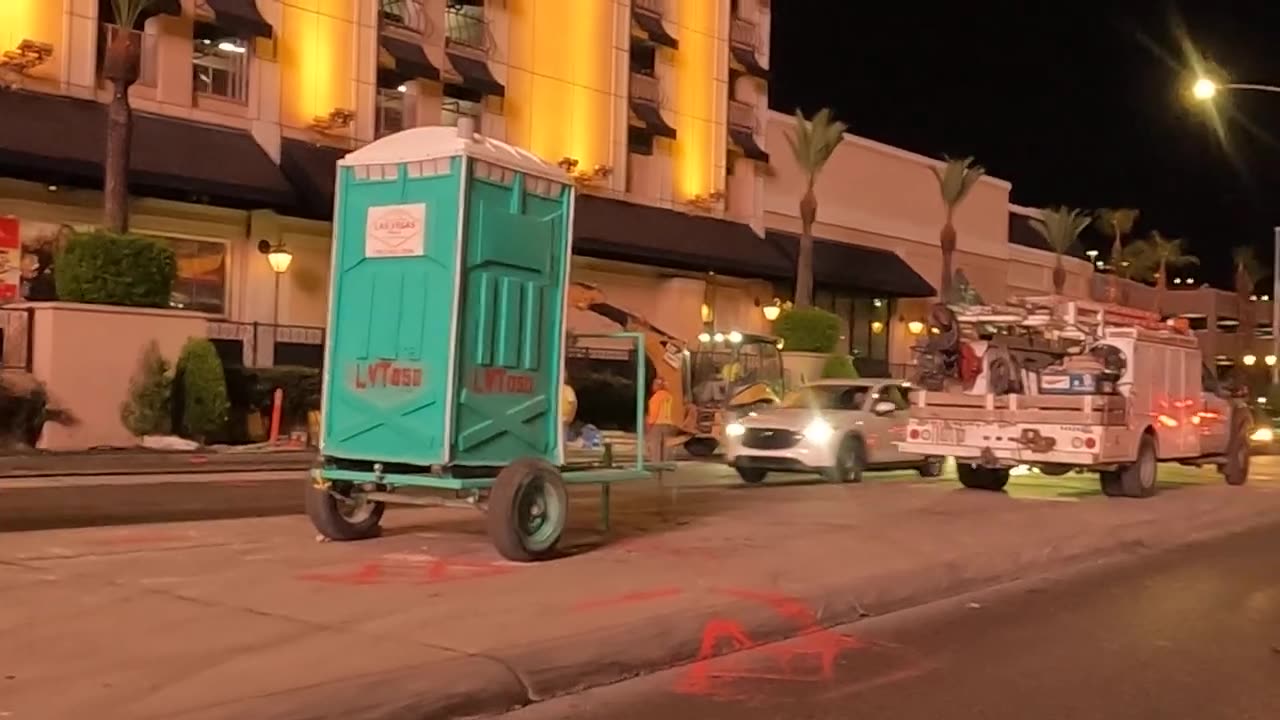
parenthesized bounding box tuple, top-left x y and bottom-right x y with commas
(770, 1, 1280, 289)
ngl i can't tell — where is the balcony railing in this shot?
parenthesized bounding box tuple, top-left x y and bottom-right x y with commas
(728, 99, 756, 131)
(380, 0, 426, 35)
(730, 17, 757, 49)
(444, 5, 490, 58)
(97, 24, 157, 87)
(630, 72, 659, 105)
(634, 0, 664, 17)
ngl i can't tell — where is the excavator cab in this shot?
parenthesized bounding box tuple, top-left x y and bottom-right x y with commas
(684, 331, 785, 456)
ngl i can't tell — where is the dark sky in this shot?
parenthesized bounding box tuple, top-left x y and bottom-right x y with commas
(769, 1, 1280, 288)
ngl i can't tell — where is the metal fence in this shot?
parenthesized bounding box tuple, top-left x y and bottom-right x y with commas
(0, 307, 33, 371)
(207, 321, 325, 370)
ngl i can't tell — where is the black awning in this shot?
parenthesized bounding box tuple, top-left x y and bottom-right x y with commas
(630, 101, 677, 140)
(729, 128, 769, 162)
(633, 11, 678, 50)
(140, 0, 182, 22)
(575, 195, 792, 278)
(205, 0, 273, 39)
(446, 51, 505, 97)
(730, 46, 769, 80)
(280, 139, 346, 221)
(0, 89, 294, 208)
(380, 35, 441, 82)
(766, 230, 935, 297)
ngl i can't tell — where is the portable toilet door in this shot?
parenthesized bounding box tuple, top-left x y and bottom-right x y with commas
(320, 127, 471, 467)
(448, 131, 574, 468)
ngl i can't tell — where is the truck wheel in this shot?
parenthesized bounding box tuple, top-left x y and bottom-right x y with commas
(1222, 417, 1250, 487)
(957, 464, 1009, 491)
(487, 458, 569, 562)
(917, 456, 945, 478)
(824, 435, 865, 483)
(1118, 434, 1158, 498)
(1099, 471, 1124, 497)
(305, 476, 385, 541)
(735, 466, 768, 484)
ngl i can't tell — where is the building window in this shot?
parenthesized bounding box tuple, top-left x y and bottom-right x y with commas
(442, 84, 482, 128)
(193, 23, 249, 103)
(380, 0, 426, 33)
(445, 2, 489, 53)
(376, 85, 409, 138)
(812, 289, 893, 373)
(160, 237, 228, 314)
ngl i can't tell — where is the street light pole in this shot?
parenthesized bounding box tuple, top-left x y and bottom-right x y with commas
(1273, 226, 1279, 384)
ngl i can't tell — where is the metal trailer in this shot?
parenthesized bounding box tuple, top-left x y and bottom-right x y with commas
(306, 123, 663, 561)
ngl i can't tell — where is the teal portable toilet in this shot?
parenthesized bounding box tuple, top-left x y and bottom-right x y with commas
(321, 122, 574, 470)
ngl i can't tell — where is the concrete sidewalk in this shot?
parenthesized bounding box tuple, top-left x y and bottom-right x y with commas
(4, 463, 1280, 720)
(0, 447, 316, 478)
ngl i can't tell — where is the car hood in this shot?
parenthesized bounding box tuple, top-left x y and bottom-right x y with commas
(736, 408, 833, 431)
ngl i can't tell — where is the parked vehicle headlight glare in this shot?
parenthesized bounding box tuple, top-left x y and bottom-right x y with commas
(726, 422, 746, 437)
(804, 419, 834, 443)
(1250, 426, 1273, 443)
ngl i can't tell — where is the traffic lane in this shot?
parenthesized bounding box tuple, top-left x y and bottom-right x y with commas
(507, 521, 1280, 720)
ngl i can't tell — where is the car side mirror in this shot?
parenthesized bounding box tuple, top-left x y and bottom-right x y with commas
(873, 401, 896, 415)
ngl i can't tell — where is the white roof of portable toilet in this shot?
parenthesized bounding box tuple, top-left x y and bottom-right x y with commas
(339, 126, 567, 183)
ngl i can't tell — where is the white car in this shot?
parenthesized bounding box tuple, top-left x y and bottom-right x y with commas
(723, 379, 944, 483)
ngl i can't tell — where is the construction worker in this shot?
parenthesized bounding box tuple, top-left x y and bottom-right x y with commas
(646, 376, 676, 462)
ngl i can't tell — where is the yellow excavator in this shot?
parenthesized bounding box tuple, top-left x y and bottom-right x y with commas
(566, 282, 785, 457)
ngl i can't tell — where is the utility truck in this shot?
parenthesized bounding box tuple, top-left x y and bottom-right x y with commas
(896, 296, 1252, 497)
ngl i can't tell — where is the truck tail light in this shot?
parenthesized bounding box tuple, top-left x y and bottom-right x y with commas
(1071, 437, 1084, 449)
(908, 427, 920, 440)
(1084, 437, 1097, 449)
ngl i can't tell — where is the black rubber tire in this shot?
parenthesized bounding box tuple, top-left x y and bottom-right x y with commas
(304, 475, 385, 541)
(917, 456, 945, 478)
(684, 437, 718, 458)
(1222, 417, 1250, 487)
(1118, 433, 1158, 498)
(735, 466, 768, 484)
(486, 458, 569, 562)
(824, 435, 864, 483)
(1099, 471, 1124, 497)
(957, 464, 1009, 491)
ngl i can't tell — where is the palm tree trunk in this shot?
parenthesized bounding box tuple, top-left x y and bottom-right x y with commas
(939, 215, 956, 302)
(794, 184, 817, 307)
(103, 29, 140, 233)
(1107, 230, 1122, 302)
(1052, 256, 1066, 295)
(1155, 258, 1168, 313)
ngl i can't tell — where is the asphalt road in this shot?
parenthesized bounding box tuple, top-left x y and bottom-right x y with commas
(507, 521, 1280, 720)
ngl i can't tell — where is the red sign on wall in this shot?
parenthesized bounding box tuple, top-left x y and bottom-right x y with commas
(0, 216, 18, 303)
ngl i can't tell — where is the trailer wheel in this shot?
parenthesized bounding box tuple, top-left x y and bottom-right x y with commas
(1118, 433, 1158, 498)
(824, 435, 865, 483)
(305, 475, 385, 541)
(917, 456, 945, 478)
(735, 466, 768, 484)
(1099, 471, 1124, 497)
(1222, 417, 1250, 486)
(957, 464, 1009, 491)
(487, 458, 568, 562)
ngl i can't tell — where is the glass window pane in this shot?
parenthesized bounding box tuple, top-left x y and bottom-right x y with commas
(833, 294, 853, 355)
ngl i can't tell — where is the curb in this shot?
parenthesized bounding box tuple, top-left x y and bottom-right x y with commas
(184, 494, 1280, 720)
(0, 454, 315, 479)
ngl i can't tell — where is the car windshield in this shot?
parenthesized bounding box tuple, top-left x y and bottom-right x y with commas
(782, 384, 871, 411)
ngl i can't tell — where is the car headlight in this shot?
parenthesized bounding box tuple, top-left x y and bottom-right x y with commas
(725, 422, 746, 437)
(1250, 426, 1274, 443)
(803, 419, 834, 443)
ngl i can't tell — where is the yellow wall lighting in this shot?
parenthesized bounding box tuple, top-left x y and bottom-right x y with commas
(506, 0, 611, 171)
(673, 0, 724, 200)
(1, 0, 60, 80)
(279, 0, 354, 131)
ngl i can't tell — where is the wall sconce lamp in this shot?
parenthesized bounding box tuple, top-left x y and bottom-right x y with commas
(1243, 353, 1258, 367)
(870, 320, 885, 334)
(1267, 354, 1278, 367)
(906, 320, 925, 335)
(310, 108, 355, 132)
(761, 301, 782, 321)
(259, 240, 293, 274)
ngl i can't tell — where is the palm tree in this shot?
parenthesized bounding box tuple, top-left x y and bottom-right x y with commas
(784, 108, 847, 308)
(1133, 231, 1199, 306)
(103, 0, 155, 233)
(1030, 207, 1091, 295)
(930, 156, 985, 301)
(1233, 246, 1263, 345)
(1093, 208, 1140, 271)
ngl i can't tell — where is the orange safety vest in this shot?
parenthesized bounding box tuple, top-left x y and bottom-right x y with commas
(647, 389, 674, 426)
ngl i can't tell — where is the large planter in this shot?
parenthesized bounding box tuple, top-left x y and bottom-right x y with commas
(782, 351, 829, 389)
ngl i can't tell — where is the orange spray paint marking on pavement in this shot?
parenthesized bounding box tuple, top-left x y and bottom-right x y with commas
(572, 587, 685, 612)
(296, 555, 518, 586)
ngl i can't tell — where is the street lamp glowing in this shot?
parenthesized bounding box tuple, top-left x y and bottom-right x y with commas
(1192, 77, 1218, 100)
(1267, 355, 1278, 367)
(1243, 353, 1257, 366)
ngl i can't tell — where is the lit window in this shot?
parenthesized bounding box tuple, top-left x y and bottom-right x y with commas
(376, 85, 409, 138)
(193, 24, 249, 103)
(156, 237, 228, 315)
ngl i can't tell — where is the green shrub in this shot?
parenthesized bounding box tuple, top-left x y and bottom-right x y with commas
(120, 341, 172, 437)
(175, 338, 229, 443)
(55, 230, 176, 307)
(821, 354, 859, 379)
(774, 306, 841, 353)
